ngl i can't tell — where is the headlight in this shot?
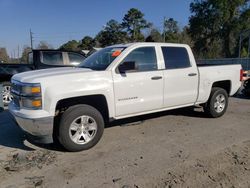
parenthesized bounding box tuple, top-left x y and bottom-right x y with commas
(21, 83, 42, 109)
(21, 84, 41, 96)
(11, 81, 42, 110)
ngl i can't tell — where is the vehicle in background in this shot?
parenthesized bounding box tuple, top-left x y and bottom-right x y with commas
(9, 43, 242, 151)
(0, 49, 86, 105)
(242, 70, 250, 81)
(81, 47, 102, 57)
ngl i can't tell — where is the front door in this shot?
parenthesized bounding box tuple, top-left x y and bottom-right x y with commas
(113, 47, 164, 117)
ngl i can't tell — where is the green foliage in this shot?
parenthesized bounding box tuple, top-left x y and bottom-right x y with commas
(0, 47, 9, 63)
(78, 36, 95, 50)
(60, 40, 80, 51)
(241, 47, 249, 57)
(37, 41, 53, 49)
(95, 19, 128, 47)
(164, 18, 179, 34)
(145, 28, 163, 42)
(189, 0, 250, 58)
(122, 8, 151, 41)
(178, 27, 194, 47)
(162, 18, 182, 43)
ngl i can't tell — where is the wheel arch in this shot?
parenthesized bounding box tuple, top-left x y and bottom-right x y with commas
(53, 94, 110, 143)
(211, 80, 231, 95)
(54, 94, 110, 123)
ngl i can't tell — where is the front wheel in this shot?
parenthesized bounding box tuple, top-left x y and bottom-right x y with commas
(204, 87, 228, 118)
(58, 104, 104, 152)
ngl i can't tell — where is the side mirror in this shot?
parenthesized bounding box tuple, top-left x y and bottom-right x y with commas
(118, 61, 135, 74)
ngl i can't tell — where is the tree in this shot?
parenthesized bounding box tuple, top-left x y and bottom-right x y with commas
(0, 47, 9, 63)
(189, 0, 250, 58)
(145, 28, 163, 42)
(178, 26, 194, 47)
(164, 18, 179, 34)
(20, 46, 32, 63)
(78, 36, 95, 50)
(163, 18, 180, 43)
(95, 19, 128, 47)
(122, 8, 151, 41)
(37, 41, 52, 49)
(60, 40, 80, 51)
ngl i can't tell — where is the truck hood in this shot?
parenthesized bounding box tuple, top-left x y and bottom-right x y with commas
(12, 67, 92, 83)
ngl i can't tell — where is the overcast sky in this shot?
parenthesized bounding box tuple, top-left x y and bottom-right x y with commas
(0, 0, 193, 56)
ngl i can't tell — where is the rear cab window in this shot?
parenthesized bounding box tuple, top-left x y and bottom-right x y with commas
(40, 51, 64, 66)
(161, 47, 191, 69)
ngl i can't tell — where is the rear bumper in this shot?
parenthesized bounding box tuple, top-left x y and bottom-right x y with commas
(9, 103, 54, 144)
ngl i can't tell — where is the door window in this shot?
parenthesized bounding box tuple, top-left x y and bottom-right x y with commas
(120, 47, 157, 72)
(161, 47, 190, 69)
(68, 52, 85, 66)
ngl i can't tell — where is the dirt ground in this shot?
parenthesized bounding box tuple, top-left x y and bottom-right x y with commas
(0, 96, 250, 188)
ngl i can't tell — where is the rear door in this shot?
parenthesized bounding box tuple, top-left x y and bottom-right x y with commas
(161, 46, 198, 108)
(113, 46, 164, 117)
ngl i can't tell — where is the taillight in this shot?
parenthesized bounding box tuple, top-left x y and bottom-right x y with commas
(240, 69, 243, 81)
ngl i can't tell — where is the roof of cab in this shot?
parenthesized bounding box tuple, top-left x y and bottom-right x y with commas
(109, 42, 189, 48)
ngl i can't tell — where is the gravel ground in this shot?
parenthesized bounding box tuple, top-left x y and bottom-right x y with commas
(0, 96, 250, 188)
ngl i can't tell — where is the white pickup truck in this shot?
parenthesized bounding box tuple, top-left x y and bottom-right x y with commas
(9, 43, 243, 151)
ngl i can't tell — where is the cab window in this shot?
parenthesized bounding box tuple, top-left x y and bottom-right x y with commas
(161, 47, 191, 69)
(120, 47, 157, 72)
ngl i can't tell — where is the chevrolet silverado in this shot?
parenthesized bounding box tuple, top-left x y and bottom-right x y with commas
(9, 43, 242, 151)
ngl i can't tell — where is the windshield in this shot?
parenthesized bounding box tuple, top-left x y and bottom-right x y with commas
(78, 47, 126, 70)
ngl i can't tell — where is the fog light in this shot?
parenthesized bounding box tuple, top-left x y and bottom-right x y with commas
(21, 97, 42, 109)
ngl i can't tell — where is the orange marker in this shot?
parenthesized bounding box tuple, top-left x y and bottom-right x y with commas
(112, 50, 121, 57)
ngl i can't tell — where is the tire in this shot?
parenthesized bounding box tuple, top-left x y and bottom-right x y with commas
(204, 87, 228, 118)
(58, 104, 104, 152)
(243, 80, 250, 96)
(1, 82, 13, 106)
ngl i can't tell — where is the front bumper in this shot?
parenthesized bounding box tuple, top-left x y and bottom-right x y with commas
(9, 103, 54, 144)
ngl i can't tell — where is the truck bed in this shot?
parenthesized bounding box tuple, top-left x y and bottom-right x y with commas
(197, 64, 242, 104)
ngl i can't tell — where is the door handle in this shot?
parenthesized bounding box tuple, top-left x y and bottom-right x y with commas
(151, 76, 163, 80)
(188, 73, 197, 76)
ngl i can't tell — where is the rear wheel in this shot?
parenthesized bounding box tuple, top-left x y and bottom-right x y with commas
(58, 104, 104, 152)
(204, 87, 228, 118)
(1, 82, 13, 106)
